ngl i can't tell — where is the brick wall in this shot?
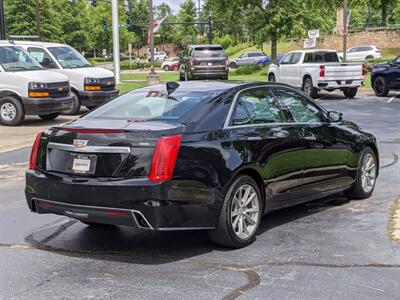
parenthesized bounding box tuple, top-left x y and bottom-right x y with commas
(318, 29, 400, 51)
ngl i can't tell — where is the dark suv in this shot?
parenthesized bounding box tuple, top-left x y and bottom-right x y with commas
(179, 45, 229, 81)
(371, 55, 400, 97)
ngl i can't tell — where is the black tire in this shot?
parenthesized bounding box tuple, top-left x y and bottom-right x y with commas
(39, 113, 60, 120)
(0, 96, 25, 126)
(268, 73, 276, 82)
(365, 55, 374, 60)
(220, 74, 228, 80)
(63, 91, 80, 115)
(373, 76, 389, 97)
(85, 106, 97, 110)
(229, 62, 237, 69)
(163, 65, 170, 71)
(302, 77, 318, 98)
(208, 175, 263, 248)
(345, 147, 377, 199)
(343, 87, 358, 98)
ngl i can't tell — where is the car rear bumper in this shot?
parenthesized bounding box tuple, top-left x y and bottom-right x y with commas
(22, 95, 74, 115)
(25, 170, 219, 230)
(78, 89, 119, 106)
(317, 79, 364, 89)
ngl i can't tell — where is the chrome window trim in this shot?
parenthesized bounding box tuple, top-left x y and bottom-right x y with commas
(47, 142, 131, 154)
(223, 85, 326, 130)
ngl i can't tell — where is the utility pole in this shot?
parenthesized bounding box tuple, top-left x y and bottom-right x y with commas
(111, 0, 120, 83)
(147, 0, 159, 84)
(342, 0, 348, 62)
(0, 0, 6, 39)
(35, 0, 41, 39)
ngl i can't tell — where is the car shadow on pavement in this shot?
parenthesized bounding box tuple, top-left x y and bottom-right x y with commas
(25, 193, 350, 265)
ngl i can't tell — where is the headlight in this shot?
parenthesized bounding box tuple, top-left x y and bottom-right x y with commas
(29, 82, 48, 89)
(84, 77, 100, 84)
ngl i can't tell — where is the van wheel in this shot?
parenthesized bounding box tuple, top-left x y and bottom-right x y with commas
(302, 77, 318, 98)
(39, 113, 59, 120)
(373, 76, 389, 97)
(345, 147, 377, 199)
(0, 96, 25, 126)
(268, 73, 276, 82)
(208, 175, 262, 248)
(63, 91, 80, 115)
(343, 87, 358, 98)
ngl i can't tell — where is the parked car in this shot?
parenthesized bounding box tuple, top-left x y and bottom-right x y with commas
(26, 81, 378, 248)
(229, 51, 270, 68)
(179, 45, 229, 80)
(338, 45, 382, 61)
(161, 57, 180, 71)
(371, 55, 400, 97)
(148, 51, 168, 62)
(253, 53, 284, 66)
(268, 49, 366, 98)
(0, 43, 73, 126)
(14, 41, 119, 114)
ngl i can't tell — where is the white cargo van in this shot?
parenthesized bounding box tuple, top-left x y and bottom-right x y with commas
(14, 41, 119, 114)
(0, 43, 73, 126)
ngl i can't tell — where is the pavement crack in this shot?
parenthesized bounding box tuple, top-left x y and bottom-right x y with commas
(222, 268, 261, 300)
(380, 153, 399, 169)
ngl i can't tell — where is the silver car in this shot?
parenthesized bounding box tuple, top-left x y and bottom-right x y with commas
(229, 51, 268, 68)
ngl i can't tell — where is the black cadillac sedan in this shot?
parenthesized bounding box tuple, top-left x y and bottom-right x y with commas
(25, 81, 379, 248)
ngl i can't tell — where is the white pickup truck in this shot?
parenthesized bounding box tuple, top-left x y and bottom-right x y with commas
(268, 49, 366, 98)
(0, 44, 73, 126)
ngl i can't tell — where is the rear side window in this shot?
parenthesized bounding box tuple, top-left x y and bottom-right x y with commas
(232, 88, 285, 126)
(84, 90, 220, 121)
(304, 52, 339, 63)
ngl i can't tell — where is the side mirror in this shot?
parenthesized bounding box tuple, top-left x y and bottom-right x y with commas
(327, 111, 343, 122)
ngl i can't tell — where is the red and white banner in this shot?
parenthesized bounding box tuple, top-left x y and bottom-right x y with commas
(147, 17, 166, 44)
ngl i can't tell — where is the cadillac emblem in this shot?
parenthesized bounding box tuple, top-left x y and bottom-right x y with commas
(73, 139, 88, 148)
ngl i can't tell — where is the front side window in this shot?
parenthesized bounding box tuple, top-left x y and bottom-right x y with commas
(232, 88, 285, 126)
(27, 47, 58, 69)
(48, 46, 91, 69)
(280, 53, 293, 65)
(0, 46, 42, 72)
(275, 89, 325, 123)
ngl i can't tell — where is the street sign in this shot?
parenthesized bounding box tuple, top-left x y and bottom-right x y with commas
(308, 29, 319, 39)
(304, 38, 316, 49)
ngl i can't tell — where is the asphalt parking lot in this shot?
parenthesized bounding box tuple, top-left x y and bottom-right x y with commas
(0, 91, 399, 299)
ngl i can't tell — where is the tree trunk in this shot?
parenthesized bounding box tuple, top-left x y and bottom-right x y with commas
(381, 0, 387, 26)
(271, 31, 277, 63)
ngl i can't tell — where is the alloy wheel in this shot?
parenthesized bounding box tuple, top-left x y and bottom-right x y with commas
(361, 153, 376, 193)
(304, 80, 312, 95)
(374, 79, 383, 94)
(1, 102, 17, 121)
(231, 184, 260, 240)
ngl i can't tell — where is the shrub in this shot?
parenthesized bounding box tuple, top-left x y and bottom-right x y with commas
(214, 35, 233, 49)
(233, 65, 262, 75)
(225, 43, 251, 57)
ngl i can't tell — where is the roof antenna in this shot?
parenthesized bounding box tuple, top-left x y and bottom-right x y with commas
(166, 82, 179, 95)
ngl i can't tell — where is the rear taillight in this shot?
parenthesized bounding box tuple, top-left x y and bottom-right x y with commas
(29, 132, 43, 170)
(319, 65, 325, 77)
(149, 134, 182, 182)
(362, 63, 367, 76)
(191, 58, 197, 65)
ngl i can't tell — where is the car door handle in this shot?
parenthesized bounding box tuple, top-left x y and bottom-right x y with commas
(247, 136, 262, 141)
(270, 130, 289, 138)
(303, 134, 317, 141)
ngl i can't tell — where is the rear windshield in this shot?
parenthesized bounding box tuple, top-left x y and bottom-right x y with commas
(304, 52, 339, 63)
(193, 48, 226, 58)
(84, 90, 220, 121)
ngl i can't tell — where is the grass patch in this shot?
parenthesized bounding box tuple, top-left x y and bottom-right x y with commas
(121, 72, 179, 82)
(117, 82, 146, 94)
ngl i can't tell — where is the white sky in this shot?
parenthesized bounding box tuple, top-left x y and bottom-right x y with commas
(154, 0, 203, 14)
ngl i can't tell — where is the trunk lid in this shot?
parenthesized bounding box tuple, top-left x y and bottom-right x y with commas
(323, 63, 364, 80)
(39, 120, 182, 178)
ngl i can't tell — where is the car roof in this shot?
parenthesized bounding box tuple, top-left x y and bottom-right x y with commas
(130, 81, 298, 94)
(288, 49, 337, 53)
(5, 40, 69, 48)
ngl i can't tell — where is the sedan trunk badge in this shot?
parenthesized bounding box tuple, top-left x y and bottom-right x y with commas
(73, 139, 88, 148)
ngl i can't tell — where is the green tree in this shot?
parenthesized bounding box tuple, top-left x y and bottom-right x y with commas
(127, 0, 149, 47)
(4, 0, 62, 41)
(176, 0, 198, 47)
